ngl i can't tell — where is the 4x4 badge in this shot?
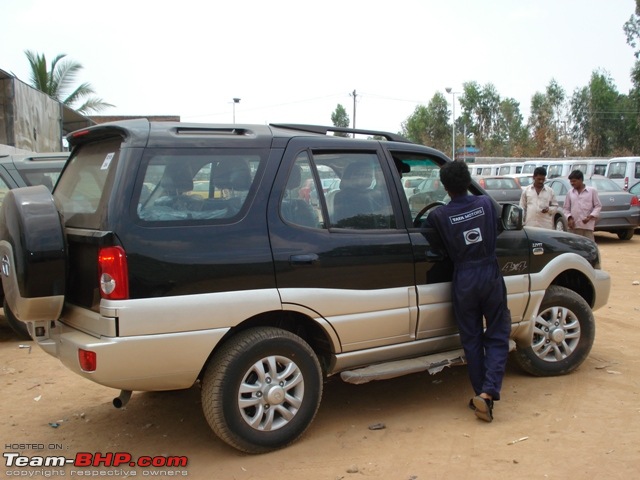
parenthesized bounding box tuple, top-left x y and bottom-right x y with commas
(1, 254, 10, 277)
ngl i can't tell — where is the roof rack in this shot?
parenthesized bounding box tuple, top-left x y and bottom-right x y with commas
(270, 124, 412, 144)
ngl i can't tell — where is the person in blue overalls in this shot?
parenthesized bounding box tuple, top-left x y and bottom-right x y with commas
(423, 160, 511, 422)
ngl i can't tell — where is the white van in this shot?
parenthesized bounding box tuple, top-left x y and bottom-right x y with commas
(569, 159, 608, 178)
(521, 160, 550, 175)
(606, 157, 640, 190)
(546, 160, 574, 179)
(496, 162, 522, 175)
(469, 164, 497, 176)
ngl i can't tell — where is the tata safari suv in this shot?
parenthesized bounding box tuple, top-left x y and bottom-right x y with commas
(0, 120, 610, 453)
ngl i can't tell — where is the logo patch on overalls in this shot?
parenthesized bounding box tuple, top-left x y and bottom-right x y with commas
(464, 227, 483, 245)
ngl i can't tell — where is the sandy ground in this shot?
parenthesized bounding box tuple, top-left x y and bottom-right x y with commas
(1, 232, 639, 480)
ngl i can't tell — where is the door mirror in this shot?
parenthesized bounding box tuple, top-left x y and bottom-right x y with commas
(501, 204, 523, 231)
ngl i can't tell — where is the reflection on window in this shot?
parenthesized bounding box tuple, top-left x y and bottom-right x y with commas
(280, 153, 322, 228)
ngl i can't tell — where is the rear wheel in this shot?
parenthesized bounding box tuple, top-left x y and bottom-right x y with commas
(201, 327, 323, 453)
(512, 285, 595, 376)
(616, 229, 634, 240)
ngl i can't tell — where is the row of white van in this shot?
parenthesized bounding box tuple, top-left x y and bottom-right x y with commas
(469, 157, 640, 190)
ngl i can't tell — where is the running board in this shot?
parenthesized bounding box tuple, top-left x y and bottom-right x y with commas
(340, 340, 516, 385)
(340, 349, 466, 385)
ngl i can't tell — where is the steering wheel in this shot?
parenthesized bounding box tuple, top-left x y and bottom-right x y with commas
(413, 201, 446, 227)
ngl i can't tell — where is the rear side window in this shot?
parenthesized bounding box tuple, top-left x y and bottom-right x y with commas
(21, 169, 61, 191)
(54, 137, 121, 227)
(136, 149, 264, 223)
(0, 176, 10, 206)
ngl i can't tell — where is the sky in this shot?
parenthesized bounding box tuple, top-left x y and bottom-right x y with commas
(1, 0, 638, 134)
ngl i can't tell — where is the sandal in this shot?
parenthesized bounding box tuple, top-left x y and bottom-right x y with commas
(472, 395, 494, 422)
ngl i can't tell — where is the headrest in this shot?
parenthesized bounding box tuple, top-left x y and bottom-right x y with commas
(214, 160, 251, 190)
(340, 162, 374, 190)
(161, 163, 194, 193)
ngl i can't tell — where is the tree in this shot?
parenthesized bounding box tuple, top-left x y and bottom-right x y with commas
(400, 92, 450, 152)
(330, 104, 350, 137)
(24, 50, 114, 114)
(528, 79, 569, 157)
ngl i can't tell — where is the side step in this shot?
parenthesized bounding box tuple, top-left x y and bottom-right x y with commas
(340, 349, 466, 385)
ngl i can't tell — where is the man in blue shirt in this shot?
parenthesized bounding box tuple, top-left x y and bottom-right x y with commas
(424, 161, 511, 422)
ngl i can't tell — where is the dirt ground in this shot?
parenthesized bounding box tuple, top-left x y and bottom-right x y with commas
(1, 232, 639, 480)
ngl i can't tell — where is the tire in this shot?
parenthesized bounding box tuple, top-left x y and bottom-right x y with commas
(3, 300, 30, 339)
(512, 285, 595, 376)
(616, 229, 634, 240)
(554, 215, 567, 232)
(0, 185, 66, 322)
(201, 327, 323, 453)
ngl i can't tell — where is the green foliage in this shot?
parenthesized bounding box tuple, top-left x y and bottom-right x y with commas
(400, 92, 449, 152)
(24, 50, 114, 114)
(330, 104, 350, 137)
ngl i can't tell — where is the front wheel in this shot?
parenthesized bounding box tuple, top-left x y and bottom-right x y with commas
(512, 285, 595, 376)
(201, 327, 323, 453)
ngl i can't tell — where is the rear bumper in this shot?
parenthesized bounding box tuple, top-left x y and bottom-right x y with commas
(35, 320, 229, 391)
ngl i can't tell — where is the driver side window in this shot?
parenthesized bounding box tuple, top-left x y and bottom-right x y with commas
(393, 156, 449, 225)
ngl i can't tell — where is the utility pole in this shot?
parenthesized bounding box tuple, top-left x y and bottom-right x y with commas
(350, 90, 358, 137)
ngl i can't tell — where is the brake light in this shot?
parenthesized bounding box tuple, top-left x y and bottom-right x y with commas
(624, 177, 629, 190)
(78, 349, 96, 372)
(631, 195, 640, 207)
(98, 246, 129, 300)
(71, 129, 91, 138)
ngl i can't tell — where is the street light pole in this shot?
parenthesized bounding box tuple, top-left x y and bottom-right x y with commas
(445, 88, 459, 161)
(232, 97, 241, 124)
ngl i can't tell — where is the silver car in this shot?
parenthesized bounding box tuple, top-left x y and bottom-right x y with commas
(546, 175, 640, 240)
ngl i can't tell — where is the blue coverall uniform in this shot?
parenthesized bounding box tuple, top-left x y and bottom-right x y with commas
(424, 194, 511, 400)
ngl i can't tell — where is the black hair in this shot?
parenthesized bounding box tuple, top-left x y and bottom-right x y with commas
(568, 169, 584, 181)
(439, 161, 471, 195)
(533, 166, 547, 177)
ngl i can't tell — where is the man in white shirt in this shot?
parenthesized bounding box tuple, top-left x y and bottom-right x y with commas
(519, 167, 558, 229)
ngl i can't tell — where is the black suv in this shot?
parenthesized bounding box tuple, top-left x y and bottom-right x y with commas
(0, 120, 610, 453)
(0, 152, 67, 337)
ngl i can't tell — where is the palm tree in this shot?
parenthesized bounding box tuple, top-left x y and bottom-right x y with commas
(24, 50, 114, 114)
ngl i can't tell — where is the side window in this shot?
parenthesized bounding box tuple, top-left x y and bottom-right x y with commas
(0, 176, 10, 206)
(635, 162, 640, 180)
(280, 152, 322, 229)
(137, 151, 262, 223)
(593, 164, 607, 176)
(314, 152, 394, 230)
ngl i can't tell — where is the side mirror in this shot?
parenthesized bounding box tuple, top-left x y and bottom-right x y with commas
(501, 204, 523, 231)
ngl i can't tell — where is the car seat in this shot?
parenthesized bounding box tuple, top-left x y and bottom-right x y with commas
(280, 165, 317, 227)
(332, 161, 376, 227)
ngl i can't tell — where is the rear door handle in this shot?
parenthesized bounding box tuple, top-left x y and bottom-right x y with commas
(289, 254, 319, 265)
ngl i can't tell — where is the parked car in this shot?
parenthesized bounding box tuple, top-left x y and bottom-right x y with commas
(0, 152, 68, 338)
(473, 175, 523, 205)
(546, 176, 640, 239)
(401, 175, 425, 197)
(507, 173, 534, 190)
(407, 176, 448, 216)
(0, 120, 610, 453)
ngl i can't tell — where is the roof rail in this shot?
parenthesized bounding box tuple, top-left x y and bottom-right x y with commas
(270, 124, 413, 144)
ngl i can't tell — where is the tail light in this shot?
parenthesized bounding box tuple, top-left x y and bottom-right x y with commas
(98, 246, 129, 300)
(631, 195, 640, 207)
(624, 177, 629, 190)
